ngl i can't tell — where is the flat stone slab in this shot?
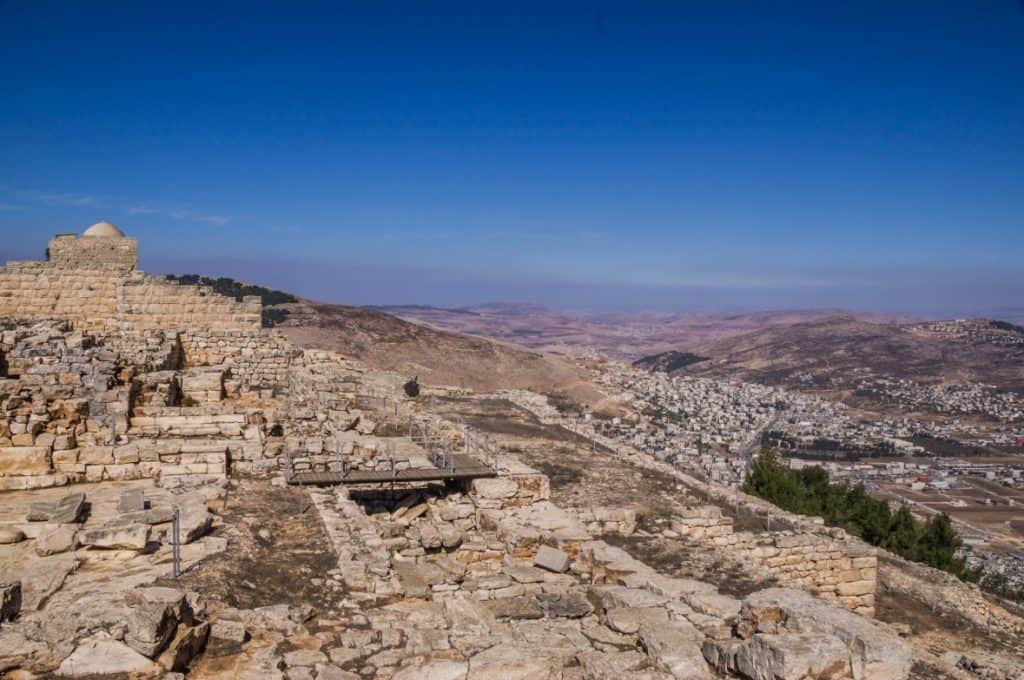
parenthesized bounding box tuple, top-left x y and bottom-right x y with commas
(19, 552, 78, 610)
(56, 635, 160, 676)
(118, 489, 146, 514)
(533, 545, 570, 573)
(81, 523, 151, 551)
(537, 591, 593, 619)
(210, 619, 248, 643)
(484, 596, 544, 620)
(26, 493, 86, 524)
(35, 524, 78, 556)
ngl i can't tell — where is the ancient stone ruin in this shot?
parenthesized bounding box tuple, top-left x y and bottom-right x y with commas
(0, 223, 1019, 679)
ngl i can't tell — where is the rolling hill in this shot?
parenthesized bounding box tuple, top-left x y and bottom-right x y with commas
(648, 315, 1024, 394)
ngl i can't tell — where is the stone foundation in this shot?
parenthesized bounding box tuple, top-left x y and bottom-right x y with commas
(672, 505, 877, 616)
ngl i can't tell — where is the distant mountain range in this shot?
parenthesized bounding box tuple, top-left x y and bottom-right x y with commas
(371, 303, 917, 360)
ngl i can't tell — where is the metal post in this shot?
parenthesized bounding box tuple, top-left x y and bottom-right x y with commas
(172, 509, 181, 578)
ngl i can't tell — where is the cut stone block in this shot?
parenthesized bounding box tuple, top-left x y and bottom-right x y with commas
(82, 523, 151, 550)
(119, 489, 146, 513)
(0, 446, 51, 476)
(533, 545, 570, 573)
(210, 619, 248, 643)
(27, 492, 87, 524)
(35, 523, 78, 556)
(177, 505, 213, 544)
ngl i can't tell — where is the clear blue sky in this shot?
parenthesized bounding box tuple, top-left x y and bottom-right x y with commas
(1, 1, 1022, 317)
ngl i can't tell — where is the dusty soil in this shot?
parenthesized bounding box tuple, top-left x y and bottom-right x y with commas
(157, 478, 343, 613)
(602, 532, 777, 598)
(876, 560, 1024, 668)
(434, 396, 692, 521)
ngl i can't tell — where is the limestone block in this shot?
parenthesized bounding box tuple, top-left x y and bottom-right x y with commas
(35, 523, 79, 555)
(0, 446, 51, 475)
(836, 580, 875, 597)
(742, 588, 910, 678)
(471, 477, 519, 500)
(639, 620, 710, 679)
(82, 522, 151, 550)
(606, 606, 669, 634)
(57, 635, 160, 677)
(125, 600, 178, 658)
(27, 492, 86, 523)
(119, 489, 146, 513)
(590, 585, 669, 612)
(533, 545, 570, 573)
(210, 619, 248, 643)
(79, 446, 114, 465)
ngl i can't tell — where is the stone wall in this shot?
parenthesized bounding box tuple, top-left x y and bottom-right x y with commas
(0, 261, 261, 336)
(118, 274, 261, 334)
(501, 388, 882, 616)
(671, 505, 877, 616)
(0, 320, 281, 490)
(47, 234, 138, 267)
(0, 262, 123, 332)
(179, 329, 297, 394)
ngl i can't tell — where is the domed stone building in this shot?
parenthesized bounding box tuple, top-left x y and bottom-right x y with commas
(81, 220, 127, 238)
(47, 220, 139, 268)
(0, 221, 261, 333)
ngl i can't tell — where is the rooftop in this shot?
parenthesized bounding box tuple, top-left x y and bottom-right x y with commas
(82, 221, 125, 238)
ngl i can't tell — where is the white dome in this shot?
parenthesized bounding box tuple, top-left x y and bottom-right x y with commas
(83, 221, 126, 238)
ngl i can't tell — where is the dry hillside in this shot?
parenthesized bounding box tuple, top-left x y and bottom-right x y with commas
(276, 298, 606, 403)
(665, 315, 1024, 393)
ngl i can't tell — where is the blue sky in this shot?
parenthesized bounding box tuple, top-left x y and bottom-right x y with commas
(1, 1, 1022, 317)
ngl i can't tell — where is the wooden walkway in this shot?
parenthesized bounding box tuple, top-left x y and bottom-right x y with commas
(286, 453, 496, 487)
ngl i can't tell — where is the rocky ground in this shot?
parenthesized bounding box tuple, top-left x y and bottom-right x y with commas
(0, 359, 1022, 678)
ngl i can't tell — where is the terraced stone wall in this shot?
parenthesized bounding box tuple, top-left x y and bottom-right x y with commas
(672, 505, 877, 616)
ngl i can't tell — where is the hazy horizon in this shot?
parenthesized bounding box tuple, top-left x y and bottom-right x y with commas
(2, 2, 1022, 319)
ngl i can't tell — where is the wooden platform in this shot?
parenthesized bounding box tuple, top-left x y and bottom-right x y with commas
(286, 453, 496, 486)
